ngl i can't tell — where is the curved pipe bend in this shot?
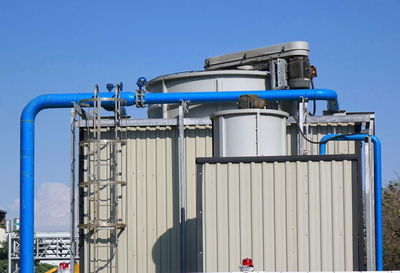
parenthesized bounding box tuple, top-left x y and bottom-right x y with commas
(20, 88, 338, 273)
(20, 92, 135, 273)
(319, 134, 383, 271)
(21, 92, 136, 121)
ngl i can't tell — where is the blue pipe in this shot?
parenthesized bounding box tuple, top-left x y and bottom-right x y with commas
(20, 92, 135, 273)
(144, 89, 339, 111)
(20, 88, 337, 273)
(319, 134, 383, 270)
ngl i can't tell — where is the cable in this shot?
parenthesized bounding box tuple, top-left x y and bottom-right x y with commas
(310, 78, 316, 116)
(292, 114, 360, 144)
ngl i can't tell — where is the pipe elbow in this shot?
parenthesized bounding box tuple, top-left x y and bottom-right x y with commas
(320, 133, 339, 143)
(21, 95, 49, 122)
(371, 135, 382, 149)
(314, 89, 337, 100)
(21, 92, 136, 123)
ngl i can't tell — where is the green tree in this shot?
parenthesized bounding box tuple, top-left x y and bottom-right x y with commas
(0, 239, 8, 273)
(35, 262, 56, 273)
(383, 179, 400, 270)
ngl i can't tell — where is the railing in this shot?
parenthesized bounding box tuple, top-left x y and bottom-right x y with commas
(8, 232, 78, 273)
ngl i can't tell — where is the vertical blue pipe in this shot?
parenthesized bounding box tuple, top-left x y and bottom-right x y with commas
(371, 135, 383, 270)
(20, 92, 135, 273)
(20, 121, 34, 273)
(319, 134, 383, 270)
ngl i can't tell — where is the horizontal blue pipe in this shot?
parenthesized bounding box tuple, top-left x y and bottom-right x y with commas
(144, 89, 339, 111)
(21, 92, 136, 121)
(20, 88, 338, 273)
(319, 134, 383, 271)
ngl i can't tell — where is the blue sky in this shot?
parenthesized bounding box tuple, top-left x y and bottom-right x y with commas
(0, 0, 399, 230)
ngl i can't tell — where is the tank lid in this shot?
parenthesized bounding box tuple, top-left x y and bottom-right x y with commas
(210, 109, 289, 119)
(146, 70, 268, 90)
(204, 41, 309, 70)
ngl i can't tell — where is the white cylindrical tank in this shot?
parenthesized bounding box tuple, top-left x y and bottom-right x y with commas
(146, 70, 269, 118)
(211, 109, 288, 157)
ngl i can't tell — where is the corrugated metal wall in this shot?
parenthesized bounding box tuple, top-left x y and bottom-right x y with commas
(81, 125, 214, 273)
(286, 122, 358, 155)
(123, 125, 213, 273)
(80, 122, 360, 273)
(198, 158, 361, 272)
(79, 133, 128, 273)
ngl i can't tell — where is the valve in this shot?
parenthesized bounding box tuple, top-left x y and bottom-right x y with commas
(116, 82, 123, 91)
(136, 77, 147, 91)
(106, 83, 115, 92)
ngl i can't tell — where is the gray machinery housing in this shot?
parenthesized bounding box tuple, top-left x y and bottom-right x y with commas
(77, 42, 376, 272)
(146, 41, 314, 119)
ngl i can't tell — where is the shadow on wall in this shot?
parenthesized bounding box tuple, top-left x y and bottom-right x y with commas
(79, 127, 211, 273)
(152, 217, 198, 273)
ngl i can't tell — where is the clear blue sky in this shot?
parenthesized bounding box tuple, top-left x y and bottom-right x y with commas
(1, 0, 399, 230)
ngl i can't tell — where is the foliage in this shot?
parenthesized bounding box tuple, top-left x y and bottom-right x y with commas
(382, 179, 400, 270)
(0, 240, 7, 260)
(35, 262, 56, 273)
(0, 259, 6, 273)
(0, 239, 7, 273)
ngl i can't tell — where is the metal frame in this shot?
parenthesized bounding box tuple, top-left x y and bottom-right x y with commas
(204, 41, 309, 70)
(75, 113, 374, 128)
(70, 107, 77, 273)
(177, 101, 187, 273)
(76, 87, 127, 273)
(196, 153, 359, 164)
(298, 98, 308, 155)
(8, 233, 79, 273)
(365, 118, 376, 270)
(269, 58, 288, 89)
(195, 164, 204, 273)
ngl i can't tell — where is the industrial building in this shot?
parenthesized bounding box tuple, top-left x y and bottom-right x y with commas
(19, 41, 382, 273)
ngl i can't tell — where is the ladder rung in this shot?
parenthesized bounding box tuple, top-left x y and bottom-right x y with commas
(93, 163, 117, 166)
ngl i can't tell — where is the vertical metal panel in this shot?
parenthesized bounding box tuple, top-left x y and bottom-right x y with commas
(262, 162, 275, 270)
(286, 123, 357, 155)
(81, 125, 212, 273)
(80, 122, 359, 273)
(227, 163, 240, 269)
(308, 161, 322, 270)
(199, 159, 359, 272)
(310, 123, 357, 155)
(296, 161, 309, 271)
(184, 126, 213, 272)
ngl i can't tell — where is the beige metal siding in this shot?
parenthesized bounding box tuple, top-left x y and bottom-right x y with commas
(199, 160, 358, 272)
(286, 123, 357, 155)
(80, 122, 359, 273)
(81, 125, 213, 273)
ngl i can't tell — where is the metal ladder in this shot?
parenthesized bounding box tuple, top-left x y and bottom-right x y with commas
(78, 85, 127, 273)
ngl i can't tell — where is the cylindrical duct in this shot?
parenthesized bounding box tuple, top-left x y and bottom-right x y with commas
(211, 109, 288, 157)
